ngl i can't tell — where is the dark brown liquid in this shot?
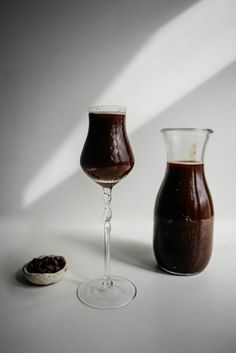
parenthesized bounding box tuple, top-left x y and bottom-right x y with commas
(154, 162, 214, 274)
(80, 112, 134, 187)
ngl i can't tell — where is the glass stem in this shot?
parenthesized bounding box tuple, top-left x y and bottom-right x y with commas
(103, 187, 112, 287)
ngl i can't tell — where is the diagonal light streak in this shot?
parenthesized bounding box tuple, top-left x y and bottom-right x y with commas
(23, 0, 236, 207)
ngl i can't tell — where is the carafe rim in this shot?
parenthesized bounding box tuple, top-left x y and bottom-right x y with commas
(88, 105, 127, 114)
(161, 128, 213, 134)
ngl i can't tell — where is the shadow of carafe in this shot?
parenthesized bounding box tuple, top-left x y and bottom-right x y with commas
(111, 238, 164, 273)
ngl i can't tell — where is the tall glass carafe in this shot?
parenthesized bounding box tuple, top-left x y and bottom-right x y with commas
(153, 128, 214, 275)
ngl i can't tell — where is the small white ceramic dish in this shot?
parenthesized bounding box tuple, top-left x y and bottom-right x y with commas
(22, 255, 68, 285)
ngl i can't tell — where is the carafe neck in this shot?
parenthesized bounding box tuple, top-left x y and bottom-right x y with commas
(161, 128, 213, 163)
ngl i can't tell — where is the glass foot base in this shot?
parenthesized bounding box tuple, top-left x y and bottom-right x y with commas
(77, 276, 137, 309)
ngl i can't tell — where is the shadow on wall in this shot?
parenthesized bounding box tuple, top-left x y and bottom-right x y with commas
(0, 0, 198, 214)
(19, 60, 236, 226)
(1, 0, 236, 224)
(21, 0, 236, 214)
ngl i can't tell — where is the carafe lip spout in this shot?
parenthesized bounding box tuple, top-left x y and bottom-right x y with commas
(88, 105, 127, 115)
(161, 128, 213, 134)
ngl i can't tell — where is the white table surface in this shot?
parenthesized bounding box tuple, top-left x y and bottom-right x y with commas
(0, 219, 235, 353)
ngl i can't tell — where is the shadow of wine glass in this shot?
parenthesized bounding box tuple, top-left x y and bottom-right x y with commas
(54, 230, 166, 274)
(70, 232, 163, 273)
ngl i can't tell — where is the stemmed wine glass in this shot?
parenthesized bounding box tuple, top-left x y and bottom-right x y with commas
(77, 105, 136, 309)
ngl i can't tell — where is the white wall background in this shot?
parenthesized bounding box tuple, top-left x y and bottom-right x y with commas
(1, 0, 236, 231)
